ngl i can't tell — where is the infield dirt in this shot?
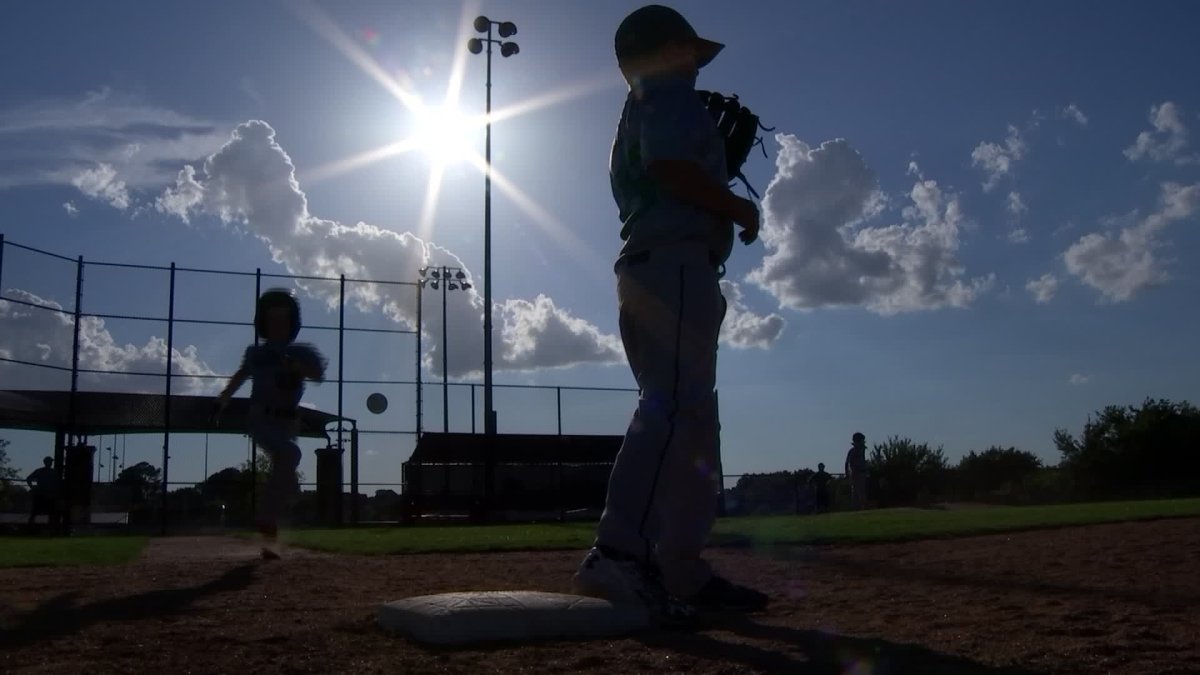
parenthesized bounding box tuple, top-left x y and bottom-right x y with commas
(2, 518, 1197, 674)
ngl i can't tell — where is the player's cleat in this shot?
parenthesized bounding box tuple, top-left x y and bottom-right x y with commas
(260, 547, 281, 561)
(690, 575, 769, 613)
(572, 545, 697, 628)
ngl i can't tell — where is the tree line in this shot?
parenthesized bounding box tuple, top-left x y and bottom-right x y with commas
(725, 397, 1200, 514)
(3, 397, 1198, 520)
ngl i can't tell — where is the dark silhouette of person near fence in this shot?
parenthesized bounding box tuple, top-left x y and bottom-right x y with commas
(809, 463, 832, 514)
(26, 456, 62, 532)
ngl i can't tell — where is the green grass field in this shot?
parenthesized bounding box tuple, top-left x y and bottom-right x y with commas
(4, 498, 1196, 567)
(0, 536, 148, 568)
(283, 497, 1200, 555)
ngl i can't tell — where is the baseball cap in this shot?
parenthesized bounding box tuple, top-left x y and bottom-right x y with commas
(615, 5, 725, 69)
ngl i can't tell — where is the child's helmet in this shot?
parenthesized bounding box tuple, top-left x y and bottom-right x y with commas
(255, 287, 302, 342)
(614, 5, 724, 71)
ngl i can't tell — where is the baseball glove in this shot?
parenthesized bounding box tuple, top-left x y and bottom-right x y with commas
(697, 90, 775, 199)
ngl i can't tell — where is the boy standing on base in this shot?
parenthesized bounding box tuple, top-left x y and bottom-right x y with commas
(571, 4, 767, 625)
(214, 288, 327, 559)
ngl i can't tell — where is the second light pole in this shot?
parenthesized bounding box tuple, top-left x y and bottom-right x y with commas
(468, 16, 518, 436)
(419, 266, 471, 433)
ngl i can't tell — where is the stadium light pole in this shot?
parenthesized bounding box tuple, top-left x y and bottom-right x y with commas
(468, 16, 518, 437)
(419, 266, 472, 433)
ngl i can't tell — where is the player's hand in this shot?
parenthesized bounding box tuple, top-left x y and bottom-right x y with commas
(732, 197, 760, 245)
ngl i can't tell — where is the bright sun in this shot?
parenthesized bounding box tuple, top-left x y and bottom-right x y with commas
(410, 102, 478, 166)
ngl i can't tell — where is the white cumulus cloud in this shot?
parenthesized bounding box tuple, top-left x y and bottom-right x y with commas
(0, 288, 217, 393)
(1124, 102, 1197, 165)
(63, 201, 78, 216)
(1068, 373, 1090, 385)
(747, 135, 993, 316)
(500, 295, 623, 371)
(718, 281, 785, 349)
(1007, 229, 1030, 244)
(154, 120, 621, 377)
(71, 163, 130, 210)
(1063, 182, 1200, 302)
(1025, 274, 1058, 303)
(971, 125, 1027, 192)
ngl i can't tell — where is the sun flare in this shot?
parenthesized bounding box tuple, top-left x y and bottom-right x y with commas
(409, 102, 480, 166)
(289, 0, 617, 274)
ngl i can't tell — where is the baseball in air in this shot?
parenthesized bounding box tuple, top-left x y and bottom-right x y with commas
(366, 393, 388, 414)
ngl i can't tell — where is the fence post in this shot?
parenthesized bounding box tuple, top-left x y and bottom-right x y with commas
(415, 281, 423, 437)
(338, 275, 345, 452)
(161, 263, 176, 535)
(62, 255, 84, 534)
(251, 269, 261, 520)
(556, 387, 562, 436)
(68, 256, 84, 434)
(337, 275, 349, 529)
(441, 266, 449, 433)
(471, 384, 476, 434)
(350, 423, 359, 524)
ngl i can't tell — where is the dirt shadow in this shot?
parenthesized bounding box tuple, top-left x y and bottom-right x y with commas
(394, 613, 1039, 673)
(639, 615, 1044, 674)
(0, 562, 258, 650)
(774, 550, 1200, 611)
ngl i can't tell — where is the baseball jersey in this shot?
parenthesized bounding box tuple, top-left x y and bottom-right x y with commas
(846, 446, 867, 473)
(27, 466, 59, 496)
(239, 341, 325, 411)
(610, 74, 734, 265)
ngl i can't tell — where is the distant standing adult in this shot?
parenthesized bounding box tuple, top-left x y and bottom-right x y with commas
(845, 432, 868, 510)
(809, 463, 832, 514)
(26, 456, 61, 529)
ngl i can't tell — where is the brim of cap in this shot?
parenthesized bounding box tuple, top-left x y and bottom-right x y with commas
(693, 37, 725, 68)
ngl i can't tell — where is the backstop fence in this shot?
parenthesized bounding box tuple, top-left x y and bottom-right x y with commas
(1, 234, 833, 529)
(0, 233, 663, 528)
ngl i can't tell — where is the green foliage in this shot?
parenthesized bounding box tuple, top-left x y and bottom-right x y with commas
(0, 438, 20, 509)
(239, 452, 305, 484)
(725, 470, 811, 515)
(867, 436, 950, 507)
(955, 446, 1043, 499)
(1055, 397, 1200, 499)
(0, 438, 18, 482)
(178, 451, 305, 526)
(194, 466, 254, 524)
(114, 461, 162, 525)
(115, 461, 161, 505)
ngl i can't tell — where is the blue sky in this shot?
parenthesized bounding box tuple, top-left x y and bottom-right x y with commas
(2, 0, 1199, 491)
